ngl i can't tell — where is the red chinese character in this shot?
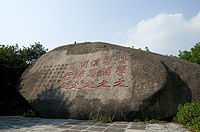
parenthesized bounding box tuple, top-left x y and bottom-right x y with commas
(117, 54, 128, 63)
(59, 83, 68, 91)
(60, 88, 67, 91)
(63, 72, 74, 80)
(75, 70, 85, 79)
(70, 82, 80, 90)
(88, 68, 98, 77)
(116, 65, 127, 76)
(113, 80, 128, 88)
(80, 60, 89, 68)
(83, 81, 95, 89)
(101, 67, 112, 76)
(90, 58, 100, 67)
(97, 80, 110, 88)
(104, 57, 112, 66)
(69, 62, 76, 70)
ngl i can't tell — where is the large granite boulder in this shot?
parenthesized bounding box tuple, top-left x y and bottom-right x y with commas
(19, 42, 199, 120)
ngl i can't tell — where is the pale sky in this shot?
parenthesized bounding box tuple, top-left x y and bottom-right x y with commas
(0, 0, 200, 55)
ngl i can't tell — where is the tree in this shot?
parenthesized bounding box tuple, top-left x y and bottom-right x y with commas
(0, 42, 47, 115)
(0, 42, 47, 92)
(0, 44, 26, 93)
(20, 42, 48, 64)
(178, 42, 200, 64)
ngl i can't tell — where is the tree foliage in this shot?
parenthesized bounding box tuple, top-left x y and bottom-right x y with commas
(0, 42, 47, 115)
(0, 42, 47, 93)
(178, 42, 200, 64)
(20, 42, 48, 64)
(0, 44, 25, 93)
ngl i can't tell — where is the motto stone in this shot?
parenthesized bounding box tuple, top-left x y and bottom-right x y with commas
(19, 42, 199, 120)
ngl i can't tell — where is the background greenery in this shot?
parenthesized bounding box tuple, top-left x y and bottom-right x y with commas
(0, 42, 47, 115)
(178, 42, 200, 65)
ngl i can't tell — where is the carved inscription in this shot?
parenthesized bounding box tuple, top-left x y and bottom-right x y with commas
(37, 53, 130, 91)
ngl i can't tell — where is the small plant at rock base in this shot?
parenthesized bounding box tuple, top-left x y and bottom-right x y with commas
(176, 102, 200, 131)
(120, 112, 129, 121)
(133, 119, 141, 122)
(89, 111, 115, 123)
(144, 119, 166, 124)
(23, 110, 37, 117)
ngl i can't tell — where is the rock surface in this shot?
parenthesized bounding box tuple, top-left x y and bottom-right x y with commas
(19, 42, 199, 120)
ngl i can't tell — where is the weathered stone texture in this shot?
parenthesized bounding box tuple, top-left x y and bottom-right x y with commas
(19, 42, 199, 120)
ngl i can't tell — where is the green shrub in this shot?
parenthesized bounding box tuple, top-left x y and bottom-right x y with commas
(176, 102, 200, 131)
(89, 111, 115, 123)
(143, 119, 166, 124)
(192, 116, 200, 131)
(133, 119, 141, 122)
(23, 110, 37, 117)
